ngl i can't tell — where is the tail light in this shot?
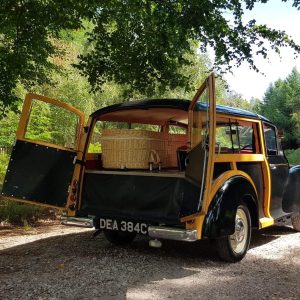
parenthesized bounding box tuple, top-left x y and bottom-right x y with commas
(70, 179, 78, 202)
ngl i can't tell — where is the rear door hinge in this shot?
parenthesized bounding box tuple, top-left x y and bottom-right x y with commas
(73, 156, 85, 166)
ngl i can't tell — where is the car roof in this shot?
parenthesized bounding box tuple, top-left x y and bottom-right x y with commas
(91, 98, 269, 122)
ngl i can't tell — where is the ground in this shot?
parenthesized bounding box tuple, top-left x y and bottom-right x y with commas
(0, 223, 299, 299)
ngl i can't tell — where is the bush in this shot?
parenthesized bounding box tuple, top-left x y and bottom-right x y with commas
(0, 153, 9, 187)
(0, 199, 43, 226)
(285, 148, 300, 165)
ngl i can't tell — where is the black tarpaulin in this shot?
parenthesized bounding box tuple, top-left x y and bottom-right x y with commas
(80, 172, 200, 224)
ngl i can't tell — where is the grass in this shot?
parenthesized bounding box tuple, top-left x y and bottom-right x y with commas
(285, 148, 300, 165)
(0, 199, 43, 226)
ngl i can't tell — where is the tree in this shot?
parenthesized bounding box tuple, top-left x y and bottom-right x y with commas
(282, 68, 300, 141)
(77, 0, 300, 96)
(0, 0, 97, 115)
(218, 90, 253, 111)
(1, 1, 300, 113)
(260, 67, 300, 149)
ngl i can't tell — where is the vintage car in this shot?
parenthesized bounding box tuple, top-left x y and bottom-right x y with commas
(2, 74, 300, 262)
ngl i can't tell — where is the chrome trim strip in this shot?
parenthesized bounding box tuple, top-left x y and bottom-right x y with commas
(148, 226, 198, 242)
(61, 216, 94, 228)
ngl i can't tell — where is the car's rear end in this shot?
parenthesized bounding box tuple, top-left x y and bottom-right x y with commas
(69, 99, 206, 242)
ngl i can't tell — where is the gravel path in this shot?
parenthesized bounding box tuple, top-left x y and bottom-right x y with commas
(0, 224, 299, 299)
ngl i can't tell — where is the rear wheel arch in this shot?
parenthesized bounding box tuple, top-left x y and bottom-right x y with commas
(242, 194, 259, 229)
(202, 175, 258, 238)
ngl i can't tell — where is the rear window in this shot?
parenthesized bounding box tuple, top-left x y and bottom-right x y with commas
(87, 121, 161, 153)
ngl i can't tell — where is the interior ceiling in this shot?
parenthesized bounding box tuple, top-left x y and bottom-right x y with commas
(98, 108, 188, 125)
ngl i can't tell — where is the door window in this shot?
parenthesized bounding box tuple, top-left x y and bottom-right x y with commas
(2, 93, 85, 208)
(25, 100, 81, 149)
(263, 124, 278, 156)
(18, 94, 84, 151)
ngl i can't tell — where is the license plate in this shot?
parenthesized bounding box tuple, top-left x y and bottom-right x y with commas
(99, 218, 148, 234)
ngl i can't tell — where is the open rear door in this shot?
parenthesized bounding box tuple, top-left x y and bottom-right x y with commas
(186, 73, 216, 211)
(1, 93, 84, 210)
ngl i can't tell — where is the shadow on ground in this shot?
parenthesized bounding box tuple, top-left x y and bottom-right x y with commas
(250, 225, 297, 248)
(0, 225, 299, 299)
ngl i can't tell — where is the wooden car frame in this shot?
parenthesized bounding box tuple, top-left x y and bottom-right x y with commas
(2, 74, 300, 262)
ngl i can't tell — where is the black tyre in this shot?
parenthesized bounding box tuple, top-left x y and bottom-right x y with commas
(291, 212, 300, 232)
(104, 230, 136, 245)
(215, 204, 252, 263)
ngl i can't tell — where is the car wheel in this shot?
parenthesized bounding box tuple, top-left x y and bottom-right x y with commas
(104, 230, 136, 245)
(215, 204, 252, 262)
(291, 212, 300, 232)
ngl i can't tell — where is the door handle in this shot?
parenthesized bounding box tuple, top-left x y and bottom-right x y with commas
(269, 164, 277, 170)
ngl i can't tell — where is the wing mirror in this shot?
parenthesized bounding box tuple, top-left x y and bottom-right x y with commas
(278, 128, 284, 139)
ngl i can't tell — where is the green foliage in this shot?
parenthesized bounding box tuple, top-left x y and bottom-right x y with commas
(218, 90, 259, 112)
(260, 68, 300, 149)
(285, 148, 300, 165)
(0, 153, 9, 185)
(0, 199, 43, 226)
(0, 1, 98, 114)
(0, 111, 19, 146)
(78, 0, 300, 96)
(1, 1, 300, 111)
(88, 142, 101, 153)
(24, 100, 81, 148)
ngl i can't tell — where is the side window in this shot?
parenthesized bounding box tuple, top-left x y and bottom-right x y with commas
(230, 123, 240, 151)
(263, 123, 278, 156)
(215, 118, 259, 154)
(277, 139, 284, 156)
(131, 124, 160, 131)
(215, 119, 236, 153)
(169, 125, 187, 135)
(238, 122, 256, 152)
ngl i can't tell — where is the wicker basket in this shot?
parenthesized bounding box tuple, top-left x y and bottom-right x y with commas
(101, 129, 166, 169)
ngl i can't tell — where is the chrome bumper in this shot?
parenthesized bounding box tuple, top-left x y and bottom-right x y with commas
(148, 226, 198, 242)
(61, 216, 94, 228)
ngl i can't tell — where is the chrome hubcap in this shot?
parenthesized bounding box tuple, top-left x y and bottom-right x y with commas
(229, 208, 248, 254)
(234, 219, 245, 242)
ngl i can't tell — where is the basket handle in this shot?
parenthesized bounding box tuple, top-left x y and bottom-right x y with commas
(149, 149, 160, 165)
